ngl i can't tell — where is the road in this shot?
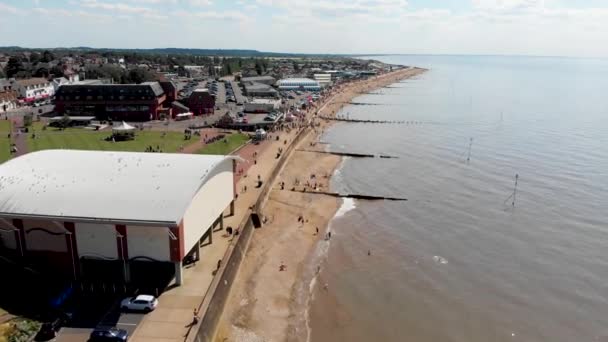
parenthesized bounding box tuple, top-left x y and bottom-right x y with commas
(55, 300, 146, 342)
(3, 104, 55, 119)
(229, 81, 246, 105)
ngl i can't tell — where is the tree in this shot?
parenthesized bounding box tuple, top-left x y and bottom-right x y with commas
(41, 50, 55, 63)
(33, 67, 49, 78)
(126, 67, 155, 84)
(213, 56, 220, 64)
(208, 64, 214, 77)
(5, 56, 25, 78)
(50, 65, 64, 77)
(57, 114, 71, 129)
(29, 52, 41, 64)
(23, 114, 33, 127)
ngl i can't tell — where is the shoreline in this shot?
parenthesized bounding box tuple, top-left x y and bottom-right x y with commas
(214, 67, 426, 342)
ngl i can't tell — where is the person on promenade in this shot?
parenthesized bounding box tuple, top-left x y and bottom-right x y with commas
(192, 308, 199, 324)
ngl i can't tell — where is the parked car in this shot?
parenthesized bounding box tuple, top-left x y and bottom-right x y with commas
(120, 294, 158, 312)
(89, 327, 128, 342)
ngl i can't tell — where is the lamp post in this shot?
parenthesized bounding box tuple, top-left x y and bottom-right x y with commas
(65, 231, 77, 280)
(117, 234, 127, 282)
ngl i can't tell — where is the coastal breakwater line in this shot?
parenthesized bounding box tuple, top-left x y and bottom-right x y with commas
(319, 116, 423, 125)
(196, 67, 426, 342)
(297, 149, 398, 159)
(287, 189, 407, 202)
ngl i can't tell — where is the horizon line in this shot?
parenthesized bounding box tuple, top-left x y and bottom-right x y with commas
(1, 46, 606, 60)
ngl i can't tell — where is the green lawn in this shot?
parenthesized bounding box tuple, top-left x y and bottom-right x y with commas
(27, 124, 189, 154)
(0, 120, 12, 164)
(197, 133, 250, 155)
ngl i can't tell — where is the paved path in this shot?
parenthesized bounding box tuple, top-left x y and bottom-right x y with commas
(128, 123, 307, 342)
(11, 116, 27, 157)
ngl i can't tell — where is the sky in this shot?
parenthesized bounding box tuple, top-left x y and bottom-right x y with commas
(1, 0, 608, 57)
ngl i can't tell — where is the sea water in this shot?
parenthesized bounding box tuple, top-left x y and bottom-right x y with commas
(309, 55, 608, 342)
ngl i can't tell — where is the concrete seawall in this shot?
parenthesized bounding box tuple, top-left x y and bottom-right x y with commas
(189, 126, 311, 342)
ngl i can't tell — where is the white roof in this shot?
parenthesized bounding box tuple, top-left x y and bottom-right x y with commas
(277, 78, 319, 85)
(250, 99, 280, 104)
(112, 121, 136, 131)
(0, 150, 234, 225)
(135, 294, 155, 302)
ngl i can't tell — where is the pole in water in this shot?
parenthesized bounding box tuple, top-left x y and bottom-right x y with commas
(512, 174, 519, 206)
(466, 137, 474, 163)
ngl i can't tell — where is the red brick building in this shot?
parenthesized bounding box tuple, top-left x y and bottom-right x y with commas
(54, 81, 176, 121)
(188, 89, 215, 116)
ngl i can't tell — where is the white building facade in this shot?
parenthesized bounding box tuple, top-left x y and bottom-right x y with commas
(15, 78, 55, 103)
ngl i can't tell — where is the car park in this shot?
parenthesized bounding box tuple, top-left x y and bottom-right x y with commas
(120, 294, 158, 312)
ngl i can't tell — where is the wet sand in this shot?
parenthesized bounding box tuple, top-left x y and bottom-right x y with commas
(214, 67, 427, 342)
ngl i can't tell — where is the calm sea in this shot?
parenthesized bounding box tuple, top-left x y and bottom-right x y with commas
(309, 55, 608, 342)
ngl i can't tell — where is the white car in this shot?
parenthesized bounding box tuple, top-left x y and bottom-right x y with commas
(120, 295, 158, 312)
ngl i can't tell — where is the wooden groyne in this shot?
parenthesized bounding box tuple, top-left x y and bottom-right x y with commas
(289, 189, 407, 201)
(319, 116, 424, 125)
(297, 149, 398, 159)
(348, 102, 380, 106)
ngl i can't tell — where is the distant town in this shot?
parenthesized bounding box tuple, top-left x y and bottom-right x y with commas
(0, 48, 392, 125)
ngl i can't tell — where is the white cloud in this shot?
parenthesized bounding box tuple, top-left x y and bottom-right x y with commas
(130, 0, 178, 4)
(256, 0, 408, 17)
(189, 0, 212, 6)
(0, 2, 20, 14)
(80, 0, 167, 19)
(32, 7, 114, 21)
(472, 0, 544, 12)
(172, 10, 248, 21)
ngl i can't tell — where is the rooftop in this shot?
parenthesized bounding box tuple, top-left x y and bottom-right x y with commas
(0, 150, 235, 225)
(16, 78, 49, 87)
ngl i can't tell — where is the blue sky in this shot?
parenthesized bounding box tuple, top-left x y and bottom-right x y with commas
(1, 0, 608, 57)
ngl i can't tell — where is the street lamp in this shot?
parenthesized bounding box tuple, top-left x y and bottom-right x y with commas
(64, 231, 77, 280)
(116, 234, 127, 282)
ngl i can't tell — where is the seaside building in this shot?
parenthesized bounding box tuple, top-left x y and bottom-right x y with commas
(54, 81, 176, 121)
(244, 98, 280, 113)
(313, 74, 332, 88)
(187, 88, 216, 115)
(242, 82, 278, 98)
(0, 150, 237, 286)
(240, 76, 276, 86)
(0, 90, 18, 113)
(14, 78, 55, 103)
(277, 78, 321, 91)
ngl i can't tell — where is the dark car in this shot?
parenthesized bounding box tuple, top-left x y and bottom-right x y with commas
(89, 327, 128, 342)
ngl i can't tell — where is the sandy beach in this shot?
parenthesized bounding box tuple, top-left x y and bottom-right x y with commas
(214, 67, 426, 342)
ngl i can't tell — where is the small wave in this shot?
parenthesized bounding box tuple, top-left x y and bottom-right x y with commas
(433, 255, 448, 265)
(335, 197, 356, 218)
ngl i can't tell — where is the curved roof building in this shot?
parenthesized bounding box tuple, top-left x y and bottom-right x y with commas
(277, 78, 321, 91)
(0, 150, 237, 285)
